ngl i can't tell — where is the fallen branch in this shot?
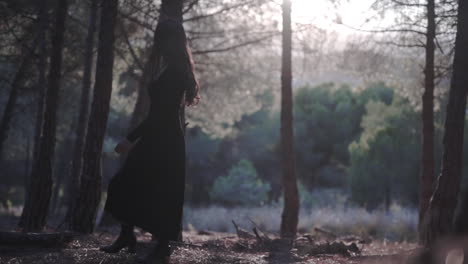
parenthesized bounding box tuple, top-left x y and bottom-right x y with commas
(197, 230, 213, 236)
(253, 227, 267, 243)
(232, 220, 255, 239)
(247, 217, 271, 240)
(314, 227, 337, 239)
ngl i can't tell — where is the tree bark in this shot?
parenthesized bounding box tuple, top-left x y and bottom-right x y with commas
(423, 0, 468, 245)
(18, 0, 49, 229)
(19, 0, 68, 232)
(63, 0, 98, 227)
(71, 0, 118, 234)
(280, 0, 299, 238)
(419, 0, 436, 238)
(32, 0, 49, 162)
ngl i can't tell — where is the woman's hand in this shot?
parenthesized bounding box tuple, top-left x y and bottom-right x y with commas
(114, 139, 133, 154)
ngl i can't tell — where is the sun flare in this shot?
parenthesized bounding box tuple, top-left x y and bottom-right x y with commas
(291, 0, 374, 30)
(292, 0, 330, 24)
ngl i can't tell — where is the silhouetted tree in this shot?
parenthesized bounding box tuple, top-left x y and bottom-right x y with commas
(423, 0, 468, 245)
(63, 0, 98, 227)
(419, 0, 436, 237)
(19, 0, 68, 232)
(368, 0, 455, 234)
(71, 0, 118, 233)
(280, 0, 299, 238)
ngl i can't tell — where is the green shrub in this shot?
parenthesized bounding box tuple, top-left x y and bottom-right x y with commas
(348, 99, 420, 209)
(209, 159, 271, 206)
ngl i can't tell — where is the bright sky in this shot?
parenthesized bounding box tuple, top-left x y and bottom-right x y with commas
(292, 0, 383, 37)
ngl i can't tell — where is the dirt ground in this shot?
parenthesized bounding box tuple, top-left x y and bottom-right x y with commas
(0, 228, 421, 264)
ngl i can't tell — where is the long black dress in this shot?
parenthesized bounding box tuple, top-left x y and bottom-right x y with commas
(105, 66, 186, 242)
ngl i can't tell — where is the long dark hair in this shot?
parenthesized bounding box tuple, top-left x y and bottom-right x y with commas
(155, 19, 200, 106)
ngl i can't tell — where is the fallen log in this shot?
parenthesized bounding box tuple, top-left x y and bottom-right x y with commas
(0, 231, 75, 247)
(314, 227, 337, 239)
(296, 240, 361, 257)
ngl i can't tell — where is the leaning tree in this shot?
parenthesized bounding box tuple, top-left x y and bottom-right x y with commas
(423, 0, 468, 245)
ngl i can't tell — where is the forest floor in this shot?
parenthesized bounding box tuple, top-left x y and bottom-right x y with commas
(0, 227, 421, 264)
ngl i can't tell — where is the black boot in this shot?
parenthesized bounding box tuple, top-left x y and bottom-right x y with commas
(100, 224, 136, 254)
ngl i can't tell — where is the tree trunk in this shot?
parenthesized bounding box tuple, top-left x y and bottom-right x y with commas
(419, 0, 436, 239)
(385, 170, 391, 212)
(71, 0, 118, 234)
(18, 0, 48, 229)
(423, 0, 468, 246)
(280, 0, 299, 238)
(49, 139, 70, 216)
(19, 0, 68, 232)
(30, 2, 49, 170)
(63, 0, 98, 227)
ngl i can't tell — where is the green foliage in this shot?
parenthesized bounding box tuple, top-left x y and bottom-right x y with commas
(293, 82, 394, 189)
(213, 100, 282, 201)
(356, 82, 394, 106)
(348, 98, 420, 209)
(297, 182, 313, 207)
(185, 127, 222, 205)
(209, 159, 271, 206)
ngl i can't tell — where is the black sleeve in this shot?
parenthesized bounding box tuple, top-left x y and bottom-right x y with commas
(126, 117, 149, 143)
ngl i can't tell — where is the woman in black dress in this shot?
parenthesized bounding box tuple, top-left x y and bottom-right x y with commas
(100, 19, 199, 263)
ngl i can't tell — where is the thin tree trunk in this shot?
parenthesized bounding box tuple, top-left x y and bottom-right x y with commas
(63, 0, 98, 227)
(419, 0, 436, 238)
(423, 0, 468, 245)
(50, 141, 68, 216)
(19, 0, 68, 232)
(385, 170, 391, 212)
(23, 136, 32, 203)
(18, 0, 48, 229)
(32, 0, 49, 162)
(71, 0, 118, 234)
(280, 0, 299, 238)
